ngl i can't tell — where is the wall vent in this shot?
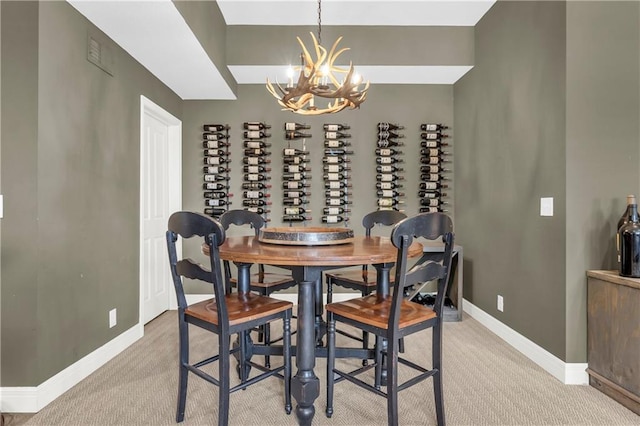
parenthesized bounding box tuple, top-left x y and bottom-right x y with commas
(87, 33, 114, 76)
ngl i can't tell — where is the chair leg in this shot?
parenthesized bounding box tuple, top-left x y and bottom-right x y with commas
(362, 289, 369, 366)
(219, 332, 231, 426)
(374, 335, 383, 390)
(264, 323, 271, 368)
(239, 331, 248, 389)
(326, 275, 333, 304)
(325, 312, 336, 418)
(386, 337, 399, 426)
(283, 314, 292, 415)
(176, 318, 189, 423)
(433, 321, 445, 426)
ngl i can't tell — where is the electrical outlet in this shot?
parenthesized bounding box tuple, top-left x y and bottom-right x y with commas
(109, 308, 117, 328)
(497, 295, 504, 312)
(540, 197, 553, 216)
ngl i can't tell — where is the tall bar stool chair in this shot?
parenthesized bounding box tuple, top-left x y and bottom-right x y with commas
(166, 211, 292, 425)
(325, 212, 455, 426)
(219, 209, 298, 367)
(324, 210, 406, 351)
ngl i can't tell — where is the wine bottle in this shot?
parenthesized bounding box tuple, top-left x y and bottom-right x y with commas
(283, 215, 310, 222)
(421, 123, 449, 132)
(204, 148, 226, 157)
(283, 190, 310, 198)
(242, 165, 271, 174)
(284, 122, 311, 131)
(204, 207, 226, 216)
(420, 198, 448, 207)
(377, 198, 405, 208)
(377, 123, 405, 131)
(203, 182, 230, 191)
(421, 140, 450, 149)
(282, 172, 307, 181)
(376, 174, 403, 182)
(283, 148, 307, 156)
(421, 157, 452, 165)
(203, 132, 229, 141)
(376, 157, 403, 165)
(204, 174, 230, 182)
(377, 139, 404, 148)
(203, 124, 230, 132)
(243, 173, 268, 181)
(420, 173, 446, 182)
(244, 140, 271, 149)
(284, 156, 310, 164)
(617, 195, 638, 263)
(244, 122, 271, 130)
(376, 181, 402, 190)
(420, 182, 449, 190)
(203, 166, 229, 174)
(323, 124, 350, 131)
(324, 140, 351, 148)
(323, 207, 350, 215)
(420, 207, 446, 213)
(323, 164, 351, 173)
(377, 190, 404, 198)
(244, 148, 271, 156)
(325, 181, 352, 190)
(246, 207, 270, 215)
(322, 215, 346, 224)
(243, 157, 271, 165)
(286, 131, 312, 140)
(421, 132, 449, 140)
(376, 165, 404, 173)
(242, 182, 271, 190)
(205, 199, 230, 207)
(284, 207, 310, 215)
(420, 165, 450, 174)
(375, 148, 403, 156)
(377, 131, 404, 140)
(325, 131, 351, 139)
(204, 191, 230, 199)
(285, 164, 310, 173)
(204, 157, 229, 165)
(283, 181, 311, 189)
(202, 140, 229, 149)
(243, 190, 270, 199)
(244, 130, 271, 139)
(325, 190, 351, 198)
(323, 156, 350, 164)
(421, 148, 452, 157)
(243, 199, 271, 207)
(323, 172, 348, 181)
(324, 148, 353, 156)
(419, 191, 447, 199)
(283, 198, 306, 206)
(326, 198, 353, 206)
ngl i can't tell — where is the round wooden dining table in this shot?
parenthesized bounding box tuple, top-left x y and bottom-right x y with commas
(217, 235, 423, 426)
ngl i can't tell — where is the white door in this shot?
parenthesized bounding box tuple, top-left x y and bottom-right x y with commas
(140, 96, 181, 324)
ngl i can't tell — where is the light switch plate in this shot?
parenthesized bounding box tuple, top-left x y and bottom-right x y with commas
(540, 197, 553, 217)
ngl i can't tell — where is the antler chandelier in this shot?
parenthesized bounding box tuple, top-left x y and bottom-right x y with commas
(266, 0, 369, 115)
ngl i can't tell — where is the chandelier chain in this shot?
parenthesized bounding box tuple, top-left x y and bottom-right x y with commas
(317, 0, 322, 45)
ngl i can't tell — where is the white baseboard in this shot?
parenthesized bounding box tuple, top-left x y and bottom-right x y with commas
(0, 323, 143, 413)
(462, 299, 588, 385)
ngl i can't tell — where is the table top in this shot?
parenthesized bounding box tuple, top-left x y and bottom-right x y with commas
(214, 235, 423, 266)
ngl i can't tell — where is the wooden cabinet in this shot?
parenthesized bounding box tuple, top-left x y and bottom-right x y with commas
(587, 270, 640, 415)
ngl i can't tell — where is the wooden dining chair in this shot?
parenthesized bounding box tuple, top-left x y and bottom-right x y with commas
(324, 210, 407, 352)
(325, 212, 455, 426)
(219, 209, 298, 367)
(166, 211, 292, 425)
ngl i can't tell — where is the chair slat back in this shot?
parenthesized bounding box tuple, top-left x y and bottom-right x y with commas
(219, 210, 267, 287)
(166, 212, 227, 324)
(362, 210, 407, 237)
(389, 213, 455, 332)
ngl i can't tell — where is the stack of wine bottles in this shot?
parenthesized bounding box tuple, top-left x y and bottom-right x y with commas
(282, 123, 311, 223)
(419, 123, 451, 213)
(376, 123, 405, 211)
(322, 124, 352, 224)
(241, 122, 272, 219)
(203, 123, 231, 217)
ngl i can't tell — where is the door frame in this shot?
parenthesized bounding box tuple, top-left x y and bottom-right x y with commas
(139, 95, 182, 326)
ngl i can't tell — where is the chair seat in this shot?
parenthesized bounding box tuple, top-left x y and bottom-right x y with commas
(230, 273, 296, 289)
(326, 294, 436, 330)
(325, 269, 396, 287)
(186, 293, 293, 326)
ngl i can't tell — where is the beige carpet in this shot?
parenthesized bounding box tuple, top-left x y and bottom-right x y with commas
(5, 311, 639, 426)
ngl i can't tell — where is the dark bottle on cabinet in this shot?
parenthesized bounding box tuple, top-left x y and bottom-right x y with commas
(618, 195, 637, 263)
(619, 203, 640, 276)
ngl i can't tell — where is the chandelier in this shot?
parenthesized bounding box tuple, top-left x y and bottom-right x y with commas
(266, 0, 369, 115)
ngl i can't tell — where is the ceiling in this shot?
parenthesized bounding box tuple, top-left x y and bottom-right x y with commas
(67, 0, 496, 100)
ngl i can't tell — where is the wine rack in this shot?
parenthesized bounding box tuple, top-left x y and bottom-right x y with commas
(202, 123, 231, 217)
(322, 124, 352, 225)
(375, 123, 405, 212)
(419, 123, 451, 213)
(282, 123, 311, 224)
(241, 122, 272, 220)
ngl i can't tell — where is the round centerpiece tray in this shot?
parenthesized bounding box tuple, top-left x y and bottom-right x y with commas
(258, 227, 354, 246)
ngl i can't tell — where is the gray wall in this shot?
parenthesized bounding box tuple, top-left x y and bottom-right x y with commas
(1, 1, 182, 386)
(454, 1, 568, 359)
(565, 1, 640, 362)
